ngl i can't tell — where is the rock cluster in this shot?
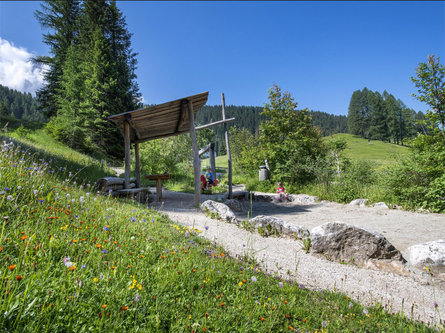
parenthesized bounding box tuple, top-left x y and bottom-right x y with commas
(200, 199, 445, 276)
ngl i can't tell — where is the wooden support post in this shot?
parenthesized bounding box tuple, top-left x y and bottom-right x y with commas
(222, 93, 232, 198)
(209, 142, 216, 181)
(185, 100, 201, 207)
(124, 120, 131, 189)
(135, 143, 140, 187)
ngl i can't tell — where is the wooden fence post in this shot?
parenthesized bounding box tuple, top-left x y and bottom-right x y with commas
(135, 143, 140, 187)
(222, 93, 232, 198)
(209, 142, 216, 181)
(124, 120, 131, 189)
(187, 100, 201, 207)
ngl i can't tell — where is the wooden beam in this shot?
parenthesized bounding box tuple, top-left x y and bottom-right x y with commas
(199, 143, 212, 156)
(195, 118, 235, 131)
(108, 91, 208, 120)
(222, 93, 233, 198)
(134, 143, 140, 187)
(176, 99, 187, 132)
(128, 119, 142, 140)
(187, 100, 201, 208)
(134, 129, 191, 144)
(124, 121, 131, 189)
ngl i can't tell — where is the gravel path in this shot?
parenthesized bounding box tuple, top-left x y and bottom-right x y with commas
(147, 187, 445, 328)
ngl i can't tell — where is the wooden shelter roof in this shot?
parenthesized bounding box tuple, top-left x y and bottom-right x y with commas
(108, 91, 209, 144)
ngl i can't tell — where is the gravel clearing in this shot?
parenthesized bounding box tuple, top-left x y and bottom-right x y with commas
(148, 187, 445, 328)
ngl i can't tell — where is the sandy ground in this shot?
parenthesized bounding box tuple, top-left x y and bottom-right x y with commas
(145, 186, 445, 327)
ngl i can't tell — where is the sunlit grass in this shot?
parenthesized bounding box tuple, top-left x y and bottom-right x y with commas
(0, 135, 438, 331)
(326, 133, 409, 167)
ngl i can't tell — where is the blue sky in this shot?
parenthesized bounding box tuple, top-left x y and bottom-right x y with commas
(0, 1, 444, 115)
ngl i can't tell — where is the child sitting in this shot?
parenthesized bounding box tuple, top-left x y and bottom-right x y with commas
(205, 168, 214, 187)
(277, 182, 289, 202)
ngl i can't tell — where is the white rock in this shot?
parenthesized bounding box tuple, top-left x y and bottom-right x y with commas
(373, 202, 389, 209)
(406, 239, 445, 268)
(349, 199, 368, 206)
(200, 200, 239, 224)
(292, 194, 318, 204)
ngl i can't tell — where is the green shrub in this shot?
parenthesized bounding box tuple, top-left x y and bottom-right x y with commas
(424, 174, 445, 212)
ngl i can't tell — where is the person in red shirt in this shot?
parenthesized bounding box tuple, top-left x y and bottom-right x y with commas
(277, 182, 289, 202)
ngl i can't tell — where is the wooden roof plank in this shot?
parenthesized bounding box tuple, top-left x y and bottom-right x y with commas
(108, 91, 209, 143)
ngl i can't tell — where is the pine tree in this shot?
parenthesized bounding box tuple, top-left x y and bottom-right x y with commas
(34, 0, 81, 119)
(368, 91, 388, 141)
(36, 0, 141, 159)
(347, 90, 363, 135)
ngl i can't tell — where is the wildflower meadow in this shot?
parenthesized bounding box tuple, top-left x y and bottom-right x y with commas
(0, 138, 437, 332)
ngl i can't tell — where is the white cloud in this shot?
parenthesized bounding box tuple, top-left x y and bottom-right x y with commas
(0, 37, 46, 96)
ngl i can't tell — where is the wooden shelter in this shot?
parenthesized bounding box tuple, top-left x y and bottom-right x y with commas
(108, 91, 234, 207)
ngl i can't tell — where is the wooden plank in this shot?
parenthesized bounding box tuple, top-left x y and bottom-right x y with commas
(124, 121, 131, 189)
(108, 91, 208, 120)
(195, 118, 235, 130)
(114, 96, 207, 123)
(222, 93, 233, 199)
(135, 143, 140, 187)
(134, 129, 191, 144)
(175, 100, 186, 132)
(199, 143, 212, 156)
(188, 100, 201, 208)
(145, 174, 171, 181)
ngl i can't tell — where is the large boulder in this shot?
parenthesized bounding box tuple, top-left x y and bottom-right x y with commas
(310, 222, 405, 265)
(406, 240, 445, 269)
(249, 215, 309, 238)
(201, 200, 239, 224)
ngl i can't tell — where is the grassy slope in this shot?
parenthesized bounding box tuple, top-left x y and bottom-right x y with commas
(327, 133, 409, 167)
(204, 134, 409, 171)
(0, 133, 436, 332)
(4, 129, 113, 183)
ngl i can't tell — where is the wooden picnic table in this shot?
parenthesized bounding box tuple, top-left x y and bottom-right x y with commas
(145, 173, 171, 201)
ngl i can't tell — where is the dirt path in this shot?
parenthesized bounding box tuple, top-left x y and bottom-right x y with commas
(146, 187, 445, 327)
(149, 187, 445, 254)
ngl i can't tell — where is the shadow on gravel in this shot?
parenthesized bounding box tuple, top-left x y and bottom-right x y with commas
(234, 201, 320, 219)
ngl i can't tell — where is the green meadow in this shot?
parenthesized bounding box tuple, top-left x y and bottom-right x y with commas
(327, 133, 409, 168)
(0, 132, 437, 332)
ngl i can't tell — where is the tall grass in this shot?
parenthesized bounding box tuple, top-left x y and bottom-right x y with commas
(0, 135, 437, 331)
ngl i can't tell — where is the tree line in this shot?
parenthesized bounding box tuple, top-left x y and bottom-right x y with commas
(33, 0, 141, 159)
(195, 105, 348, 155)
(347, 88, 426, 145)
(0, 85, 43, 122)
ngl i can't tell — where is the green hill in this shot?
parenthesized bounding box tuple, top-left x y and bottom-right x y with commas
(203, 133, 410, 172)
(327, 133, 409, 167)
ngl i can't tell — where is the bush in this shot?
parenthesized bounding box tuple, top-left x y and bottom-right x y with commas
(424, 174, 445, 212)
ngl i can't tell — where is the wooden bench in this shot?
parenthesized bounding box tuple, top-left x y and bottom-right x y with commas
(116, 187, 150, 203)
(145, 174, 171, 201)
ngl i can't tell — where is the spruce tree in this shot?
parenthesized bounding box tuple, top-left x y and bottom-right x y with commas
(34, 0, 81, 119)
(347, 90, 363, 135)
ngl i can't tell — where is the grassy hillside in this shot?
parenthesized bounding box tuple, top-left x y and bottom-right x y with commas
(204, 134, 410, 172)
(1, 129, 113, 184)
(0, 133, 434, 331)
(326, 133, 410, 167)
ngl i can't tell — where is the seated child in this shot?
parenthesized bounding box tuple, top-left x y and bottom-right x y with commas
(277, 182, 289, 202)
(205, 168, 214, 187)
